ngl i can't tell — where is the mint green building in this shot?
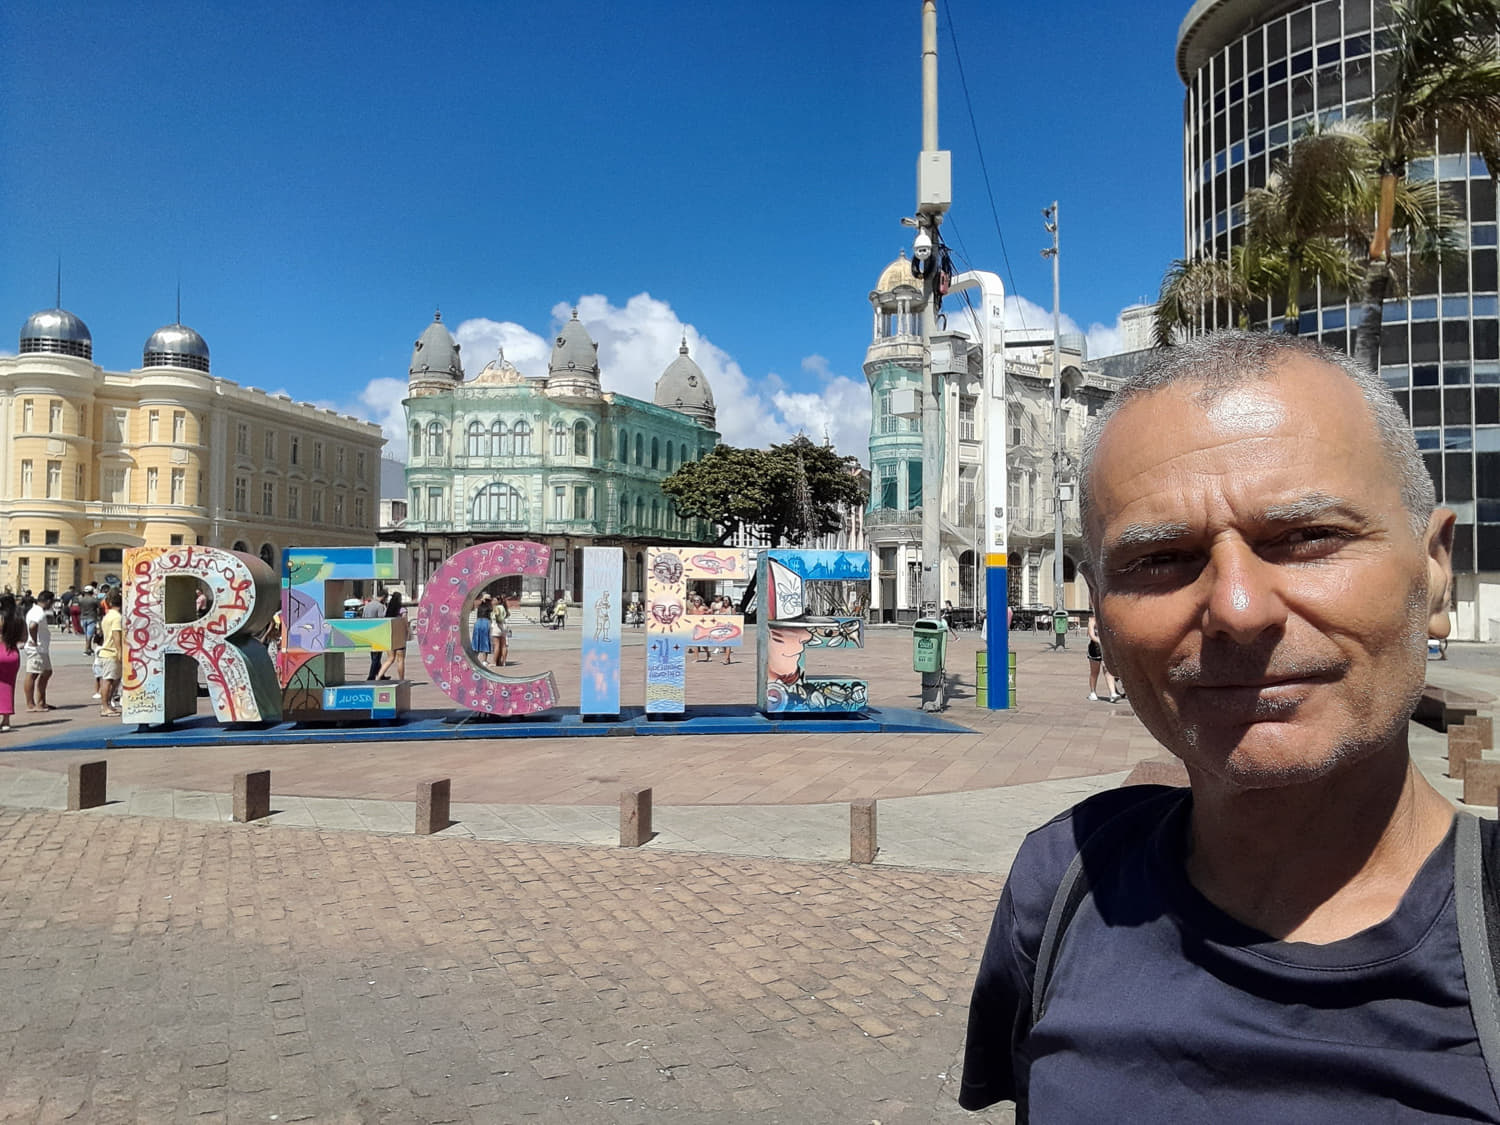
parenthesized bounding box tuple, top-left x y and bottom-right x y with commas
(398, 310, 718, 601)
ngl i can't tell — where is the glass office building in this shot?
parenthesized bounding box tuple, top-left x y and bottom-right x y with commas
(1178, 0, 1500, 638)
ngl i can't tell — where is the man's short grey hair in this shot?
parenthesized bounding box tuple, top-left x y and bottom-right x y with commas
(1078, 331, 1436, 565)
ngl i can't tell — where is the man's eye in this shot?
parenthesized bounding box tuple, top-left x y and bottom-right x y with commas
(1121, 553, 1190, 578)
(1276, 526, 1351, 555)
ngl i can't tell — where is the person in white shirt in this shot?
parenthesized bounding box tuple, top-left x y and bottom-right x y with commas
(23, 590, 54, 711)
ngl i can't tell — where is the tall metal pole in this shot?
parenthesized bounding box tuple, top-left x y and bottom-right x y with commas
(918, 0, 942, 620)
(1044, 203, 1065, 649)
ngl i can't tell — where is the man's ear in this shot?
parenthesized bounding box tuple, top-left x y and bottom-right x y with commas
(1424, 508, 1457, 640)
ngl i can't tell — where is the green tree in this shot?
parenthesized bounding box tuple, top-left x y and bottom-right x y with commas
(1354, 0, 1500, 370)
(662, 436, 866, 548)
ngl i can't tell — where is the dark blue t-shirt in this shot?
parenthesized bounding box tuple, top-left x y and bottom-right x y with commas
(960, 786, 1499, 1122)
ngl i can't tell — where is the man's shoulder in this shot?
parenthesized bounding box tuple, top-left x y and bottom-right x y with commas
(1007, 785, 1183, 921)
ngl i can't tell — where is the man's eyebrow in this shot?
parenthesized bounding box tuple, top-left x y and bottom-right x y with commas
(1103, 522, 1192, 557)
(1259, 492, 1367, 524)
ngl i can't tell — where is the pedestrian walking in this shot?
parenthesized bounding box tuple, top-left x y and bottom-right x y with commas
(375, 592, 407, 681)
(23, 590, 54, 711)
(362, 592, 386, 679)
(471, 595, 494, 665)
(491, 597, 509, 667)
(0, 594, 24, 732)
(95, 589, 123, 717)
(78, 585, 100, 655)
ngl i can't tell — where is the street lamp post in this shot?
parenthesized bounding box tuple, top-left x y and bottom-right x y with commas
(1042, 202, 1066, 649)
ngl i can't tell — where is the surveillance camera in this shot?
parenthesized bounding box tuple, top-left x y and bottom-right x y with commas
(913, 230, 934, 261)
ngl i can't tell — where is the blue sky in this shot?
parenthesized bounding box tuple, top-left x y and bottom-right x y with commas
(1, 1, 1187, 461)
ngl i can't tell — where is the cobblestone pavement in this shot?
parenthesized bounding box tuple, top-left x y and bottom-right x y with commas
(0, 807, 1010, 1124)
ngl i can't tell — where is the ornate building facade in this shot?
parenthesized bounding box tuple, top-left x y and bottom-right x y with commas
(0, 305, 383, 592)
(862, 256, 1121, 622)
(398, 311, 719, 601)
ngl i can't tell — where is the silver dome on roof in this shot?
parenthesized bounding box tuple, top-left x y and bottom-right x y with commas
(19, 307, 93, 359)
(408, 311, 464, 383)
(654, 337, 716, 428)
(143, 322, 211, 373)
(548, 308, 599, 378)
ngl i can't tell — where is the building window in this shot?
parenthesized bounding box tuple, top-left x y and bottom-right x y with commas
(234, 476, 248, 512)
(491, 420, 510, 456)
(74, 464, 85, 500)
(237, 423, 250, 456)
(651, 437, 660, 469)
(288, 487, 301, 521)
(513, 420, 532, 455)
(44, 530, 58, 546)
(355, 450, 366, 478)
(15, 559, 28, 591)
(147, 467, 160, 504)
(651, 498, 660, 528)
(45, 461, 60, 499)
(410, 423, 421, 458)
(16, 531, 27, 546)
(313, 441, 324, 470)
(262, 482, 275, 516)
(265, 431, 277, 460)
(634, 433, 643, 465)
(959, 396, 977, 441)
(148, 410, 160, 442)
(635, 497, 644, 526)
(424, 487, 441, 523)
(22, 400, 33, 432)
(467, 421, 486, 458)
(48, 400, 62, 433)
(878, 463, 897, 509)
(336, 446, 345, 475)
(666, 443, 675, 472)
(907, 460, 923, 509)
(552, 486, 566, 520)
(426, 423, 444, 459)
(354, 497, 366, 526)
(618, 430, 628, 462)
(573, 420, 589, 457)
(44, 559, 58, 593)
(20, 460, 32, 498)
(290, 436, 300, 466)
(198, 472, 205, 503)
(574, 486, 590, 520)
(312, 490, 325, 523)
(170, 534, 184, 546)
(472, 482, 524, 523)
(552, 421, 568, 456)
(171, 468, 185, 505)
(103, 468, 127, 503)
(332, 494, 344, 524)
(172, 410, 186, 443)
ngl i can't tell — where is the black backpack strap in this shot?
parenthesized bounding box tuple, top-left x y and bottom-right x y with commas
(1456, 812, 1500, 1111)
(1030, 786, 1190, 1029)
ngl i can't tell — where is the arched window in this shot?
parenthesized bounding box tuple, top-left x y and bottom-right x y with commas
(232, 540, 250, 553)
(410, 422, 422, 457)
(573, 420, 589, 457)
(665, 443, 675, 472)
(680, 443, 688, 466)
(513, 420, 532, 455)
(619, 493, 629, 527)
(552, 420, 568, 456)
(471, 481, 525, 523)
(634, 433, 643, 465)
(426, 421, 445, 458)
(651, 498, 660, 528)
(618, 430, 628, 462)
(492, 420, 510, 457)
(635, 497, 644, 526)
(651, 437, 660, 469)
(259, 544, 276, 568)
(466, 421, 486, 458)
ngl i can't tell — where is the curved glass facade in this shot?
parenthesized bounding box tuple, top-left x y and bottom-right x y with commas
(1181, 0, 1500, 575)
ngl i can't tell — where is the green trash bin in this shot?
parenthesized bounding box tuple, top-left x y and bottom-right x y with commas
(1054, 610, 1069, 636)
(913, 618, 948, 673)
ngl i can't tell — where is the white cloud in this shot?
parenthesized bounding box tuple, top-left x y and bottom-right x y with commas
(344, 292, 875, 464)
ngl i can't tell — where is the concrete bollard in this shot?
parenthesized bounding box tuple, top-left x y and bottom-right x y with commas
(1449, 727, 1484, 779)
(1462, 715, 1495, 752)
(416, 778, 451, 835)
(67, 760, 107, 811)
(851, 798, 877, 864)
(620, 787, 652, 848)
(233, 770, 271, 823)
(1463, 760, 1500, 807)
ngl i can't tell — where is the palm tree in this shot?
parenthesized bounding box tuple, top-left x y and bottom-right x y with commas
(1155, 124, 1370, 345)
(1353, 0, 1500, 370)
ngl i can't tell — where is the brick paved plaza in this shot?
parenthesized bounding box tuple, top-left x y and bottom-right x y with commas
(0, 622, 1493, 1122)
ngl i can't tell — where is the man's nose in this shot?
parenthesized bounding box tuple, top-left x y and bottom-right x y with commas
(1200, 540, 1287, 643)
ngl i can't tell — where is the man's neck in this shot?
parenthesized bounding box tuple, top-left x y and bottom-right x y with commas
(1183, 747, 1455, 944)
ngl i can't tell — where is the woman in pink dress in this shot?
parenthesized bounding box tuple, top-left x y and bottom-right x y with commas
(0, 594, 24, 731)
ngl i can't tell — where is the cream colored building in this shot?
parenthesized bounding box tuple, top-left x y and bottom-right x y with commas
(0, 306, 384, 592)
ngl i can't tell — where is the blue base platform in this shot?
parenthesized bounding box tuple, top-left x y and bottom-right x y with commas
(13, 705, 972, 752)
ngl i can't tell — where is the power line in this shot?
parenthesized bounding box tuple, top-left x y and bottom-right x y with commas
(941, 0, 1032, 341)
